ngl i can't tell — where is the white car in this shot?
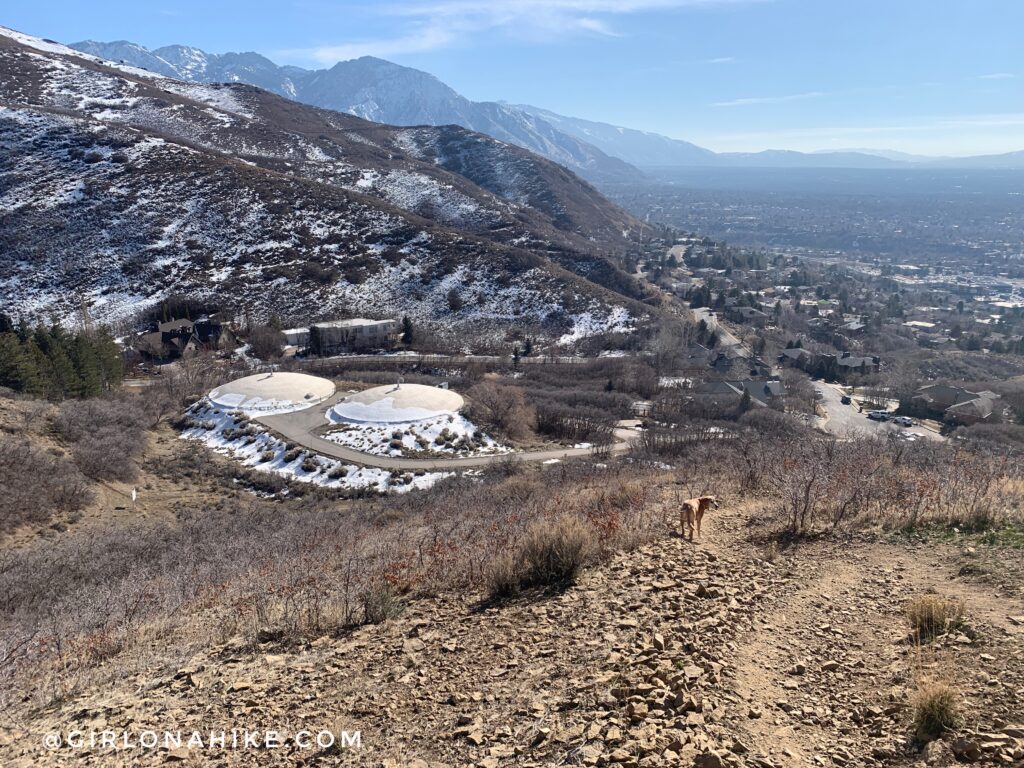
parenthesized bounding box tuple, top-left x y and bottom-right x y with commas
(892, 416, 915, 427)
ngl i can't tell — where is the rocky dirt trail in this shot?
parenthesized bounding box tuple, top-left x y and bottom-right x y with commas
(724, 535, 1024, 768)
(4, 500, 1023, 767)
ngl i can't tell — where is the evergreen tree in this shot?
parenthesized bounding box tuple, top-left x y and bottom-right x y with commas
(0, 333, 41, 394)
(93, 329, 123, 389)
(739, 389, 753, 413)
(401, 315, 414, 344)
(70, 334, 102, 397)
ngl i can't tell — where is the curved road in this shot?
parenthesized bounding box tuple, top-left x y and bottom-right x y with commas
(255, 392, 637, 470)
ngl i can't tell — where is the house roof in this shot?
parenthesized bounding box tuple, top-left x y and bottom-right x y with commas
(946, 397, 994, 418)
(312, 318, 396, 330)
(159, 318, 194, 333)
(916, 383, 980, 406)
(836, 355, 876, 368)
(135, 331, 165, 357)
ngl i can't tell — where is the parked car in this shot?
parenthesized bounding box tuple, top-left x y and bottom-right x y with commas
(840, 395, 852, 405)
(867, 410, 890, 421)
(892, 416, 915, 427)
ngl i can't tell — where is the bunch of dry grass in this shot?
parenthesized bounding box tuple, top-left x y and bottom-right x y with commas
(360, 581, 404, 625)
(906, 594, 966, 641)
(488, 515, 599, 598)
(911, 680, 961, 742)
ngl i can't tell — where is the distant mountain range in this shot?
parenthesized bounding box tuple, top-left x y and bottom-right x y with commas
(69, 41, 641, 184)
(71, 39, 1024, 176)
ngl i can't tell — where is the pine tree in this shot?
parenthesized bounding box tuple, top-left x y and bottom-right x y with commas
(739, 389, 753, 413)
(93, 329, 123, 389)
(70, 334, 102, 397)
(36, 325, 79, 401)
(0, 333, 42, 394)
(401, 316, 414, 344)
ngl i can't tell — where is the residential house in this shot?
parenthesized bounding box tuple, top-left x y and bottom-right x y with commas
(726, 306, 769, 327)
(690, 378, 786, 410)
(913, 384, 1000, 424)
(134, 315, 233, 361)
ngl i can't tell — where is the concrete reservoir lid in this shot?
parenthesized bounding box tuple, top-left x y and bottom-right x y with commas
(330, 383, 464, 423)
(209, 371, 336, 414)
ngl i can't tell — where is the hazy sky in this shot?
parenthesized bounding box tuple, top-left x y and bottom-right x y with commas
(6, 0, 1023, 155)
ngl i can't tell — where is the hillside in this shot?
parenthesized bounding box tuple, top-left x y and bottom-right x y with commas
(70, 41, 644, 184)
(517, 104, 718, 167)
(2, 404, 1022, 767)
(0, 27, 650, 338)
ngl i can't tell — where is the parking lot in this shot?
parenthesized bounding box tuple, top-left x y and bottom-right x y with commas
(816, 382, 944, 442)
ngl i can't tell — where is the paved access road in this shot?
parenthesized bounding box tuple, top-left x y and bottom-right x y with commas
(690, 307, 745, 350)
(255, 392, 638, 470)
(816, 382, 943, 442)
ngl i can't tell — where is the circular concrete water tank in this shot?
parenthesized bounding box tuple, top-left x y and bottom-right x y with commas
(209, 371, 335, 414)
(330, 383, 464, 423)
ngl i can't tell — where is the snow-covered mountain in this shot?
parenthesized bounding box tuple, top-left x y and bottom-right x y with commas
(71, 39, 304, 97)
(71, 41, 643, 184)
(0, 26, 651, 341)
(65, 38, 1024, 173)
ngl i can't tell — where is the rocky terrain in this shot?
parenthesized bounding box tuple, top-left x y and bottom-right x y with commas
(0, 27, 650, 337)
(4, 497, 1021, 767)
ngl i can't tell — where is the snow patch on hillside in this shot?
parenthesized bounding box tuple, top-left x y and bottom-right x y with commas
(323, 413, 509, 458)
(181, 403, 454, 493)
(559, 305, 633, 344)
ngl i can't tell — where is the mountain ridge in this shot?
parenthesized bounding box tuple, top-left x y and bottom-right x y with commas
(0, 25, 651, 341)
(71, 40, 645, 184)
(69, 39, 1024, 173)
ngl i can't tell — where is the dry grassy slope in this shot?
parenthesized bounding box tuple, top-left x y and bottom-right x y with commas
(0, 397, 228, 548)
(0, 29, 651, 332)
(4, 500, 1022, 767)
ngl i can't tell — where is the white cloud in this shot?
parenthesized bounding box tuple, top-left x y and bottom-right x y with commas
(280, 25, 456, 63)
(704, 56, 736, 64)
(692, 112, 1024, 155)
(713, 91, 824, 107)
(280, 0, 762, 64)
(978, 72, 1015, 80)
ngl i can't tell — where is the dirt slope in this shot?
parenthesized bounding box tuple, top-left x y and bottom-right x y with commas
(3, 502, 1022, 767)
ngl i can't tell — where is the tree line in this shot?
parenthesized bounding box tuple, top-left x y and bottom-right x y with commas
(0, 312, 122, 400)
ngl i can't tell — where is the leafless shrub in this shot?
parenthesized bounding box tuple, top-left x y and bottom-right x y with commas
(0, 437, 92, 532)
(52, 396, 150, 482)
(466, 382, 536, 441)
(0, 462, 667, 708)
(248, 325, 286, 361)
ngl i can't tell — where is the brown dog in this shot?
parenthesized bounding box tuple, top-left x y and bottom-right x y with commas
(680, 495, 718, 542)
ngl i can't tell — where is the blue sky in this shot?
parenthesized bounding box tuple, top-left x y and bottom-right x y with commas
(5, 0, 1023, 155)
